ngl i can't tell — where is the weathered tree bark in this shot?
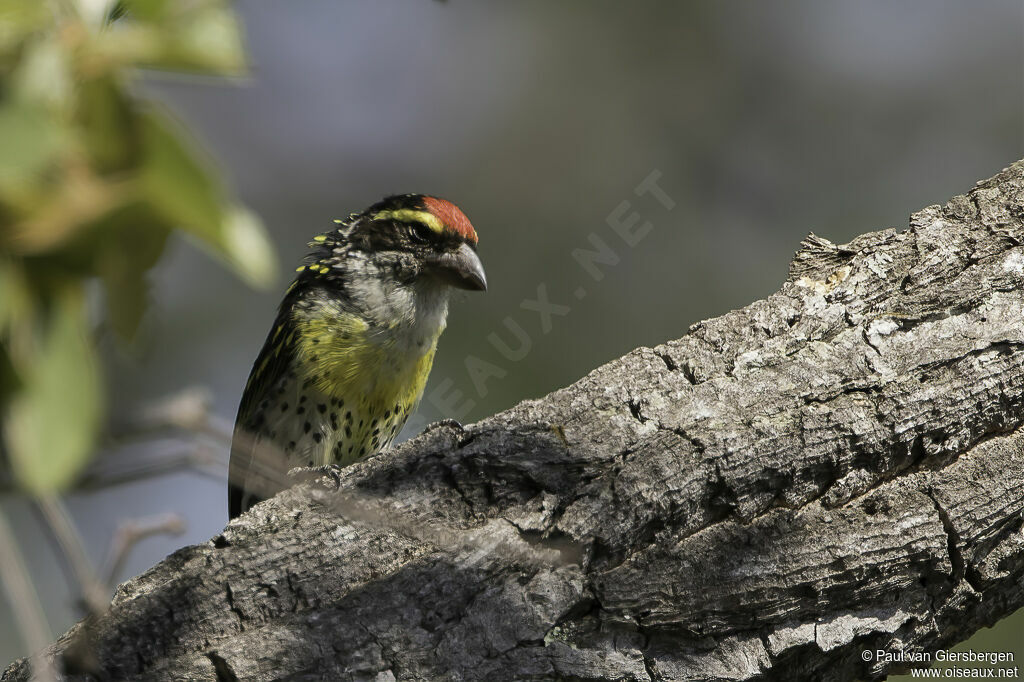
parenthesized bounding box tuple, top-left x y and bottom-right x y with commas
(6, 162, 1024, 682)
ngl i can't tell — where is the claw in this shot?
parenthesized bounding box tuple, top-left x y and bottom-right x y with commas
(424, 418, 464, 434)
(287, 464, 344, 490)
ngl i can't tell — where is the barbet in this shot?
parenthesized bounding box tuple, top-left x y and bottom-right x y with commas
(228, 195, 485, 518)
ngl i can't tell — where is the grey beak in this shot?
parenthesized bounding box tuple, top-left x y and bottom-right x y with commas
(429, 242, 487, 291)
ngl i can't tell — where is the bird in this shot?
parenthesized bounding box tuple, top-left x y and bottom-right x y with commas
(228, 194, 486, 519)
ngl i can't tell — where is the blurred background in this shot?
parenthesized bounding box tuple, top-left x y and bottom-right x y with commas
(1, 0, 1021, 674)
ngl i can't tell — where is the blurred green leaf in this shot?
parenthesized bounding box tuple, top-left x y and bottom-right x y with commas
(77, 76, 140, 172)
(218, 205, 277, 289)
(0, 0, 267, 496)
(0, 261, 28, 401)
(91, 2, 247, 76)
(139, 108, 224, 237)
(170, 5, 246, 74)
(0, 2, 49, 55)
(11, 39, 73, 109)
(117, 0, 165, 21)
(4, 287, 103, 493)
(0, 342, 19, 403)
(140, 110, 276, 287)
(95, 215, 171, 340)
(0, 259, 30, 330)
(74, 0, 119, 29)
(0, 104, 66, 190)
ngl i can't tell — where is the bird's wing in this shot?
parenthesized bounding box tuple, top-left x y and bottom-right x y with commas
(228, 309, 298, 519)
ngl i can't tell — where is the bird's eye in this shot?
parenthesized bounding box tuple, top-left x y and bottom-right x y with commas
(409, 222, 433, 244)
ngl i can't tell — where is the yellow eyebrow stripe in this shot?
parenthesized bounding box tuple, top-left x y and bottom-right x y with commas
(372, 209, 445, 234)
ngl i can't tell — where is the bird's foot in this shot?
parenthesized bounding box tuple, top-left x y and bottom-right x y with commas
(423, 418, 464, 435)
(287, 464, 344, 490)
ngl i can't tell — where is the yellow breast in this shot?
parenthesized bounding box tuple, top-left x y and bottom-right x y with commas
(293, 308, 441, 448)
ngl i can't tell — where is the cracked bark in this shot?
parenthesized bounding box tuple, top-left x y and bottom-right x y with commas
(6, 161, 1024, 681)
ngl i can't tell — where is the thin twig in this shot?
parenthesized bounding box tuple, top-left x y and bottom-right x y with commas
(74, 445, 224, 491)
(33, 496, 107, 616)
(0, 387, 234, 494)
(118, 387, 233, 444)
(101, 514, 186, 587)
(0, 446, 224, 493)
(0, 507, 56, 682)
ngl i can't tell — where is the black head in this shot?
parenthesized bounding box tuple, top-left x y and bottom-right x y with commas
(297, 194, 486, 292)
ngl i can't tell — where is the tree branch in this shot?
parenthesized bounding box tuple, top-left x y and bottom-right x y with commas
(6, 161, 1024, 681)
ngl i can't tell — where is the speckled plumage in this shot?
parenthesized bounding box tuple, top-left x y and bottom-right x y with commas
(228, 195, 485, 518)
